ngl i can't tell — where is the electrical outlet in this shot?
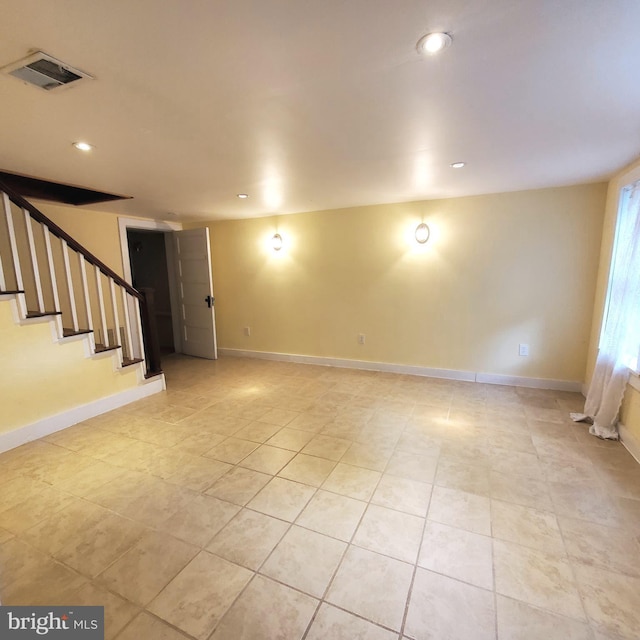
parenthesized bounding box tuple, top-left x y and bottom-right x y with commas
(358, 333, 366, 345)
(244, 327, 251, 337)
(519, 343, 529, 356)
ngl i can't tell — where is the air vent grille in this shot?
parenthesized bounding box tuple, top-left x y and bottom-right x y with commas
(1, 51, 92, 91)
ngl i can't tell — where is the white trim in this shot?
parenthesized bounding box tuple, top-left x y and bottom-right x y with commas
(619, 422, 640, 465)
(475, 372, 583, 392)
(117, 216, 183, 356)
(0, 376, 165, 454)
(628, 372, 640, 393)
(219, 347, 583, 390)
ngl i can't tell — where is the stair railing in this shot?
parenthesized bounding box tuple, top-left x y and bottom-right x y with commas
(0, 179, 162, 378)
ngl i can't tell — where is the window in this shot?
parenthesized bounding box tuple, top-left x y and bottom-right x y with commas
(600, 180, 640, 373)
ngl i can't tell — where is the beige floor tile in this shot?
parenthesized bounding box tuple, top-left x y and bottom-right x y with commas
(353, 504, 424, 563)
(574, 563, 640, 639)
(559, 516, 640, 577)
(596, 466, 640, 500)
(54, 459, 127, 497)
(165, 455, 232, 491)
(550, 481, 623, 527)
(208, 415, 252, 436)
(0, 527, 13, 544)
(239, 444, 297, 474)
(54, 512, 146, 578)
(159, 494, 240, 547)
(296, 489, 367, 541)
(207, 509, 289, 570)
(491, 500, 565, 553)
(205, 466, 271, 505)
(301, 434, 351, 461)
(278, 453, 336, 487)
(435, 456, 491, 496)
(148, 551, 253, 640)
(98, 530, 198, 606)
(287, 413, 332, 433)
(203, 437, 260, 464)
(489, 449, 543, 480)
(83, 469, 162, 512)
(210, 574, 318, 640)
(261, 525, 346, 597)
(428, 485, 491, 535)
(0, 538, 51, 590)
(540, 457, 599, 485)
(0, 482, 76, 534)
(259, 408, 300, 426)
(489, 470, 553, 511)
(171, 432, 227, 456)
(265, 427, 315, 451)
(247, 477, 316, 521)
(496, 595, 592, 640)
(233, 421, 282, 442)
(116, 612, 190, 640)
(64, 582, 139, 640)
(372, 474, 432, 517)
(418, 521, 493, 590)
(322, 463, 381, 501)
(341, 442, 393, 471)
(22, 499, 111, 554)
(113, 481, 198, 528)
(2, 558, 87, 605)
(306, 603, 397, 640)
(385, 450, 439, 483)
(326, 546, 413, 631)
(493, 539, 585, 620)
(405, 569, 495, 640)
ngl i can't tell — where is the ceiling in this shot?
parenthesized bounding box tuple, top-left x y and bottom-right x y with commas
(0, 0, 639, 222)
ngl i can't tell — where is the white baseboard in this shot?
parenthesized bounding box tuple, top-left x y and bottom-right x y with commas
(218, 348, 582, 391)
(619, 423, 640, 465)
(476, 372, 583, 392)
(0, 375, 165, 454)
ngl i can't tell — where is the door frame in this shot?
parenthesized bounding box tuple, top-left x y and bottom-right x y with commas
(118, 217, 183, 354)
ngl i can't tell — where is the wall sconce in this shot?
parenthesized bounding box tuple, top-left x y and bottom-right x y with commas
(415, 223, 430, 244)
(271, 233, 283, 251)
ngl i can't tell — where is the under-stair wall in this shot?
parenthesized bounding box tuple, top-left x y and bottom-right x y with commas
(0, 182, 165, 452)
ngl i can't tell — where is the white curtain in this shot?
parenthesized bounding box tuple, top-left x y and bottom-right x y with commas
(582, 181, 640, 439)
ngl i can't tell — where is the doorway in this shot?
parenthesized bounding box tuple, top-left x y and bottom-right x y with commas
(127, 229, 175, 358)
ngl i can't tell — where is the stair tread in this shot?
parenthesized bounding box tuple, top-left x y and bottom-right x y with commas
(122, 357, 144, 367)
(0, 289, 25, 295)
(26, 310, 62, 318)
(62, 328, 93, 338)
(94, 343, 121, 354)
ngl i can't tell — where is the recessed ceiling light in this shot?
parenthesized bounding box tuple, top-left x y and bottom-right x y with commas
(450, 162, 466, 169)
(417, 32, 452, 55)
(73, 141, 93, 151)
(237, 193, 249, 199)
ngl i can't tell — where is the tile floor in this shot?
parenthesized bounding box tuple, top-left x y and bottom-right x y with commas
(1, 354, 640, 639)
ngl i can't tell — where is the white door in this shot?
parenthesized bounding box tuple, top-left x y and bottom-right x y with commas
(173, 228, 217, 359)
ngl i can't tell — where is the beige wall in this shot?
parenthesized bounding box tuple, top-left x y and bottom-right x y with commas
(0, 298, 140, 433)
(203, 183, 606, 383)
(585, 158, 640, 445)
(37, 201, 127, 278)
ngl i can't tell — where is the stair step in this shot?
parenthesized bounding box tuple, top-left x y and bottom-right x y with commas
(62, 328, 93, 338)
(122, 357, 144, 368)
(94, 343, 121, 354)
(0, 289, 25, 295)
(26, 310, 62, 319)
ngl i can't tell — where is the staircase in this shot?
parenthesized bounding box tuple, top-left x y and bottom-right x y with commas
(0, 179, 164, 449)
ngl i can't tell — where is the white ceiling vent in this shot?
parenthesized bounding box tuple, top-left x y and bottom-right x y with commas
(1, 51, 92, 91)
